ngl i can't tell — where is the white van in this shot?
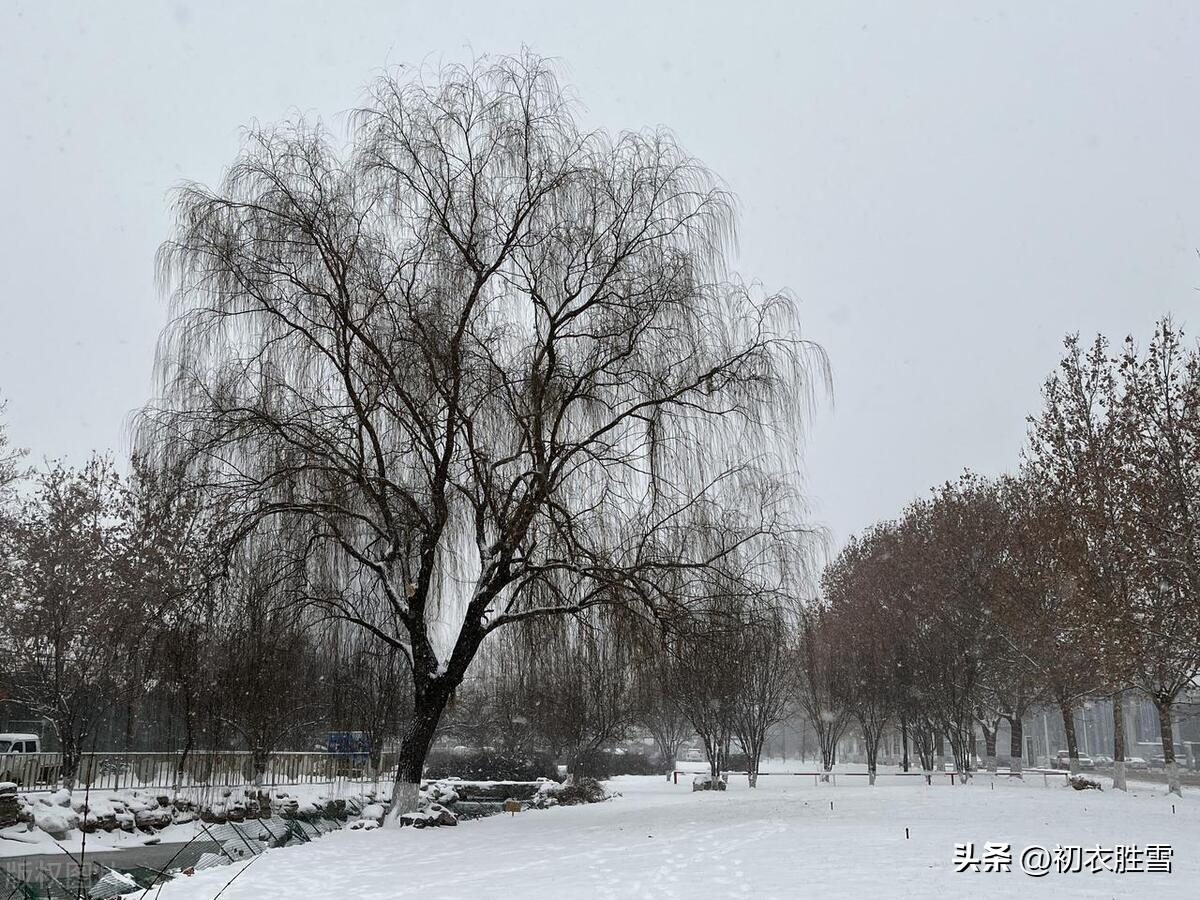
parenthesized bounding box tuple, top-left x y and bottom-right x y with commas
(0, 734, 41, 755)
(0, 733, 44, 785)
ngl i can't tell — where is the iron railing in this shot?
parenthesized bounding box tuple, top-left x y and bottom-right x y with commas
(1, 750, 401, 794)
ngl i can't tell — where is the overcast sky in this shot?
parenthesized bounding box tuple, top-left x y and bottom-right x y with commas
(1, 1, 1195, 549)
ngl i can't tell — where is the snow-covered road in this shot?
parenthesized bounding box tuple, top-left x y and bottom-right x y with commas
(152, 773, 1199, 899)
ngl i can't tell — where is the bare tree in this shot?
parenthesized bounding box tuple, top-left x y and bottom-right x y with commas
(0, 398, 22, 502)
(1025, 333, 1139, 788)
(629, 637, 694, 779)
(0, 458, 130, 788)
(823, 529, 901, 785)
(1111, 322, 1200, 796)
(731, 615, 794, 787)
(1026, 322, 1200, 795)
(210, 549, 327, 788)
(326, 634, 412, 775)
(519, 614, 631, 778)
(674, 620, 741, 782)
(795, 607, 850, 779)
(139, 53, 824, 816)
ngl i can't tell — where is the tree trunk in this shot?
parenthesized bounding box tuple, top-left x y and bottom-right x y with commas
(174, 720, 194, 796)
(60, 740, 80, 792)
(745, 733, 763, 788)
(817, 725, 837, 781)
(1154, 695, 1181, 797)
(251, 746, 269, 789)
(387, 680, 454, 823)
(947, 726, 972, 783)
(654, 734, 682, 781)
(1059, 699, 1079, 775)
(1008, 716, 1023, 778)
(700, 728, 723, 781)
(1111, 690, 1127, 792)
(864, 729, 880, 786)
(900, 718, 910, 773)
(980, 721, 997, 773)
(935, 732, 945, 772)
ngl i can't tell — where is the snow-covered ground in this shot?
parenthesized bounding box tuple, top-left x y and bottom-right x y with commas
(149, 770, 1199, 899)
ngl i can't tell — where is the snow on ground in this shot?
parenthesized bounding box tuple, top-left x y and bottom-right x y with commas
(150, 770, 1200, 899)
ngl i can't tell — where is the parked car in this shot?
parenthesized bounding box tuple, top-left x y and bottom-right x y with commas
(0, 733, 59, 786)
(1052, 750, 1095, 770)
(1092, 754, 1114, 767)
(685, 748, 703, 762)
(0, 733, 40, 755)
(1125, 756, 1150, 771)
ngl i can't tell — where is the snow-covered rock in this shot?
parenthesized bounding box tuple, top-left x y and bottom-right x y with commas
(32, 802, 80, 837)
(358, 802, 386, 825)
(398, 802, 458, 828)
(691, 775, 726, 792)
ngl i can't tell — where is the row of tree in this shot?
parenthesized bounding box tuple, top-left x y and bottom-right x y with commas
(0, 448, 415, 787)
(0, 436, 800, 791)
(811, 319, 1200, 795)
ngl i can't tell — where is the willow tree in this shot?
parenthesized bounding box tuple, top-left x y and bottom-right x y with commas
(139, 53, 824, 816)
(0, 398, 22, 501)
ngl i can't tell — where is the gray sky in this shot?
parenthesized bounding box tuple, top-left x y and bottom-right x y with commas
(1, 1, 1195, 548)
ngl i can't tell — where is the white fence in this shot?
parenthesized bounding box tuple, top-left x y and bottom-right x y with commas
(1, 750, 400, 794)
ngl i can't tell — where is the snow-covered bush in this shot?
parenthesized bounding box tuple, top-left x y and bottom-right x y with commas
(424, 749, 557, 781)
(547, 777, 610, 806)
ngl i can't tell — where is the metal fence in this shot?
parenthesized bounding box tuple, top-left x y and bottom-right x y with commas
(1, 750, 401, 794)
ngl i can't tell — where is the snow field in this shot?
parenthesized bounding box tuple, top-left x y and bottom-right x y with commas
(148, 771, 1200, 899)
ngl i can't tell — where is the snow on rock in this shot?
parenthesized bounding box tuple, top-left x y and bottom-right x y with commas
(422, 782, 459, 806)
(41, 788, 73, 808)
(357, 803, 386, 826)
(398, 802, 457, 829)
(0, 783, 24, 829)
(31, 801, 80, 838)
(691, 774, 727, 792)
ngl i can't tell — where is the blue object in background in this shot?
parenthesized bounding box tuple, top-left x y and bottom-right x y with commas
(325, 731, 371, 764)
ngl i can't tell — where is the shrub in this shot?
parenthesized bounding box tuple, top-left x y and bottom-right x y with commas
(555, 777, 609, 805)
(424, 749, 558, 782)
(726, 752, 750, 771)
(572, 751, 661, 778)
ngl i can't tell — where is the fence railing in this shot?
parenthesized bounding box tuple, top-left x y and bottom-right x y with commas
(672, 769, 965, 786)
(1, 751, 402, 795)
